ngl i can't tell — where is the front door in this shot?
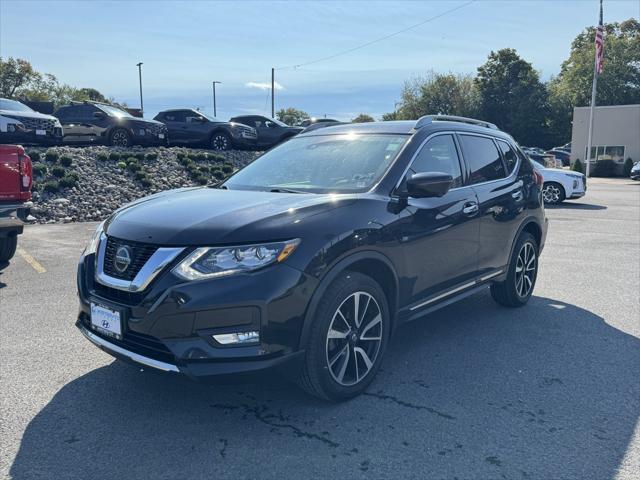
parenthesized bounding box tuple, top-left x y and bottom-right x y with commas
(397, 133, 480, 308)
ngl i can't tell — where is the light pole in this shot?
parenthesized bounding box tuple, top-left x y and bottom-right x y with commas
(212, 81, 221, 117)
(136, 62, 144, 115)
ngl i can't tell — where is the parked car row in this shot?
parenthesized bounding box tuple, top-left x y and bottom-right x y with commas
(0, 98, 306, 151)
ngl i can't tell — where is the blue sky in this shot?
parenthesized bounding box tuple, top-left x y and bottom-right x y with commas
(1, 0, 638, 120)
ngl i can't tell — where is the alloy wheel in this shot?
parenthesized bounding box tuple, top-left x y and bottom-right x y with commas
(212, 134, 229, 151)
(515, 242, 536, 298)
(542, 184, 561, 204)
(112, 130, 129, 147)
(325, 291, 383, 386)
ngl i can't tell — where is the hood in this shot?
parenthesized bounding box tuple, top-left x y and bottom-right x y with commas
(0, 109, 58, 121)
(129, 117, 164, 126)
(105, 187, 355, 246)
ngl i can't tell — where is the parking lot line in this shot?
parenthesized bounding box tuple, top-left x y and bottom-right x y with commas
(16, 247, 46, 274)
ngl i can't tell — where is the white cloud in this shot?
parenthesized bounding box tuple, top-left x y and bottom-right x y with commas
(245, 81, 284, 91)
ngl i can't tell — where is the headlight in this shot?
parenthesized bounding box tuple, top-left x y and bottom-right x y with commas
(573, 179, 579, 188)
(85, 221, 105, 255)
(172, 239, 300, 281)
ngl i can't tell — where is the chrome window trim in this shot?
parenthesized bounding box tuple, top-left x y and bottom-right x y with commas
(95, 233, 184, 292)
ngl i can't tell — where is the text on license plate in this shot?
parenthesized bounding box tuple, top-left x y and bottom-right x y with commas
(90, 303, 122, 338)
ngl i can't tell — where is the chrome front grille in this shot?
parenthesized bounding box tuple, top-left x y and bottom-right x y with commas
(5, 115, 57, 132)
(103, 236, 159, 281)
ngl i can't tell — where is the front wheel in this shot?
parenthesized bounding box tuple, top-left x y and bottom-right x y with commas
(542, 182, 565, 205)
(0, 235, 18, 263)
(491, 232, 539, 307)
(109, 128, 131, 148)
(210, 132, 231, 151)
(298, 272, 390, 401)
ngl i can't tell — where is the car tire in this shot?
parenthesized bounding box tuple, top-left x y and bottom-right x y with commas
(210, 132, 231, 151)
(109, 128, 131, 148)
(490, 232, 539, 308)
(0, 235, 18, 263)
(298, 271, 390, 401)
(542, 182, 565, 205)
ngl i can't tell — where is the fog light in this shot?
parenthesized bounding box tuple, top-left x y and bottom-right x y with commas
(213, 331, 259, 345)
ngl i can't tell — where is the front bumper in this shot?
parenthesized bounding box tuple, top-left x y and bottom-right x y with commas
(0, 128, 63, 145)
(131, 130, 168, 146)
(230, 131, 258, 149)
(76, 251, 315, 381)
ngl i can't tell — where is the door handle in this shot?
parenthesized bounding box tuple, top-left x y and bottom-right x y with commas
(462, 202, 479, 216)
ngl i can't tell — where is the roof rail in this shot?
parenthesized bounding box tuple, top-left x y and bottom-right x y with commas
(69, 100, 113, 106)
(415, 115, 498, 130)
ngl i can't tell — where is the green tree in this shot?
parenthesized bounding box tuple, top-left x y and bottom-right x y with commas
(381, 111, 398, 121)
(475, 48, 549, 147)
(352, 113, 375, 123)
(276, 107, 309, 126)
(547, 19, 640, 145)
(0, 57, 39, 97)
(393, 72, 480, 120)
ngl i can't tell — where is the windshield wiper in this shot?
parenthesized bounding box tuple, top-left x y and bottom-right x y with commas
(269, 187, 308, 194)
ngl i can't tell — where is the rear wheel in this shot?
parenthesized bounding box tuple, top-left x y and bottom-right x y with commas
(109, 128, 131, 148)
(298, 272, 390, 401)
(490, 232, 538, 307)
(210, 132, 231, 151)
(542, 182, 565, 205)
(0, 235, 18, 263)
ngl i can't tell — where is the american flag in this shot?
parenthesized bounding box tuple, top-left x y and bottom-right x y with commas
(595, 1, 605, 74)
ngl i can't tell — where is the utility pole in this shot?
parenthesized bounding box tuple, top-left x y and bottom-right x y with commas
(136, 62, 144, 116)
(271, 67, 275, 118)
(212, 81, 221, 117)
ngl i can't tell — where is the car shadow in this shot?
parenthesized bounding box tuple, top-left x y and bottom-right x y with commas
(9, 294, 639, 479)
(547, 202, 607, 210)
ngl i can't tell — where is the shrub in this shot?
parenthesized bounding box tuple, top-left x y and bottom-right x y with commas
(42, 180, 59, 193)
(127, 162, 142, 172)
(194, 174, 209, 185)
(198, 165, 210, 174)
(592, 160, 616, 177)
(125, 156, 137, 164)
(27, 150, 41, 162)
(65, 171, 79, 181)
(32, 162, 48, 177)
(221, 164, 233, 174)
(97, 152, 109, 162)
(572, 159, 584, 174)
(59, 155, 73, 167)
(188, 153, 200, 162)
(212, 170, 225, 180)
(186, 163, 199, 174)
(176, 152, 186, 160)
(51, 166, 66, 178)
(59, 175, 78, 189)
(135, 152, 145, 161)
(179, 157, 192, 166)
(145, 152, 158, 161)
(210, 154, 225, 163)
(45, 150, 59, 163)
(134, 171, 147, 181)
(623, 157, 634, 177)
(109, 152, 120, 161)
(140, 177, 153, 188)
(117, 161, 127, 169)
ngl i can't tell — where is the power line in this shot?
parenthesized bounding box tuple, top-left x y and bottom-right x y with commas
(276, 0, 477, 71)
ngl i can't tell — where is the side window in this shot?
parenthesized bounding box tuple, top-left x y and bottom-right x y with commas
(409, 134, 463, 188)
(497, 140, 518, 174)
(254, 119, 265, 128)
(164, 111, 186, 122)
(237, 118, 255, 128)
(55, 107, 69, 119)
(458, 135, 506, 184)
(77, 105, 97, 119)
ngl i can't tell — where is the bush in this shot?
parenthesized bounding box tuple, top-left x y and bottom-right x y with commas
(59, 155, 73, 167)
(212, 170, 225, 180)
(140, 177, 152, 188)
(186, 163, 199, 174)
(109, 152, 120, 161)
(59, 175, 78, 189)
(96, 152, 109, 162)
(42, 180, 59, 193)
(65, 171, 79, 181)
(117, 161, 127, 169)
(210, 154, 225, 163)
(32, 162, 48, 177)
(51, 166, 66, 178)
(592, 160, 616, 177)
(198, 165, 210, 173)
(27, 150, 41, 162)
(221, 164, 234, 174)
(176, 152, 186, 160)
(179, 157, 192, 166)
(45, 150, 59, 163)
(127, 162, 142, 172)
(125, 156, 137, 164)
(135, 152, 145, 161)
(572, 159, 584, 173)
(134, 171, 147, 181)
(623, 157, 634, 177)
(145, 152, 158, 161)
(194, 174, 209, 185)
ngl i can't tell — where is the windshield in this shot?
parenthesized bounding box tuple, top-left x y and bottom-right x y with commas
(224, 133, 408, 193)
(199, 112, 222, 122)
(98, 104, 134, 118)
(0, 99, 34, 112)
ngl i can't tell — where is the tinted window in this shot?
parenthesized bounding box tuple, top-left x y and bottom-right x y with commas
(410, 134, 463, 188)
(73, 105, 97, 119)
(235, 117, 255, 128)
(497, 140, 518, 173)
(459, 135, 506, 184)
(164, 111, 187, 122)
(55, 107, 70, 119)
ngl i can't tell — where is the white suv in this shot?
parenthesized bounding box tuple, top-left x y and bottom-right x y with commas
(531, 160, 586, 205)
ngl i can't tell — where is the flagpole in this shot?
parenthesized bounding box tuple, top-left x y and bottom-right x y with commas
(585, 0, 603, 178)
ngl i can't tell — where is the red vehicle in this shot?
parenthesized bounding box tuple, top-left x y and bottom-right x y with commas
(0, 145, 32, 264)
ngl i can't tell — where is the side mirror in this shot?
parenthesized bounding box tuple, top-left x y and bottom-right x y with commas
(93, 111, 106, 119)
(406, 172, 453, 198)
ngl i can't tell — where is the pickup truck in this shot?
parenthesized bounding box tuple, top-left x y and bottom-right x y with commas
(0, 144, 32, 265)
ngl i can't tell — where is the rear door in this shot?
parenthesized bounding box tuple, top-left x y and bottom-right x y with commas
(458, 134, 526, 278)
(161, 110, 189, 144)
(397, 133, 481, 307)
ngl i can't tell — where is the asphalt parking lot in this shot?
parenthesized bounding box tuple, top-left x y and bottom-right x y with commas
(1, 178, 638, 480)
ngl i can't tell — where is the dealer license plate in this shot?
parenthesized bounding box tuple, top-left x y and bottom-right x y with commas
(90, 303, 122, 339)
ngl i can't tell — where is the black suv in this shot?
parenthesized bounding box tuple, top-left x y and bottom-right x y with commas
(229, 115, 302, 149)
(76, 115, 548, 401)
(55, 102, 167, 147)
(154, 109, 257, 151)
(0, 98, 63, 145)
